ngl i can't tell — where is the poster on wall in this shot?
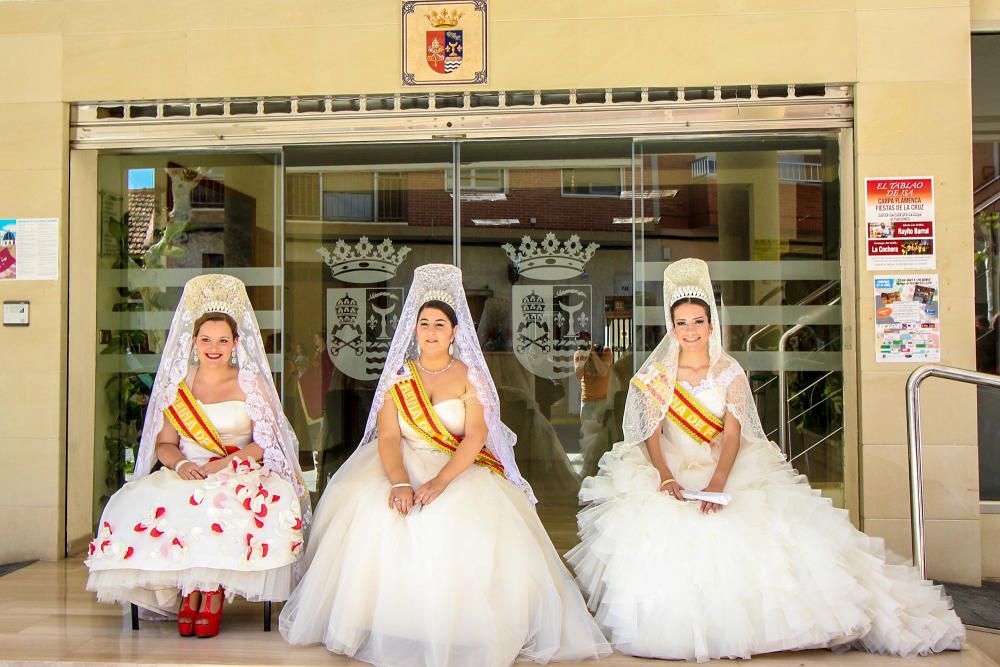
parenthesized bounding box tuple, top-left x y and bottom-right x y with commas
(865, 177, 935, 270)
(0, 218, 59, 281)
(874, 274, 940, 363)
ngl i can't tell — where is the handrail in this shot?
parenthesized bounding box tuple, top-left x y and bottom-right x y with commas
(744, 279, 840, 353)
(776, 294, 842, 455)
(905, 364, 1000, 578)
(974, 173, 1000, 197)
(974, 190, 1000, 216)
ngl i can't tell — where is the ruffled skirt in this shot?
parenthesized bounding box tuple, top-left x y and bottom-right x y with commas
(565, 438, 965, 662)
(86, 463, 303, 615)
(279, 442, 610, 667)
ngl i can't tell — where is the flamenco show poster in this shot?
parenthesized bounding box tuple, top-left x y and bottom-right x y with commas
(865, 177, 935, 271)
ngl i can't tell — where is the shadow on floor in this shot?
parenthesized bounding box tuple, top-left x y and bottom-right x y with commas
(944, 580, 1000, 630)
(0, 560, 35, 578)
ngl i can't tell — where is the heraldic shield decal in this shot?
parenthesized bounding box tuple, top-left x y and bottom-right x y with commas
(426, 29, 462, 73)
(327, 287, 406, 381)
(513, 285, 592, 380)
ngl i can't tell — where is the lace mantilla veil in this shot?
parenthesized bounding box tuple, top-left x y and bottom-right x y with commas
(133, 274, 311, 522)
(352, 263, 537, 503)
(616, 258, 772, 454)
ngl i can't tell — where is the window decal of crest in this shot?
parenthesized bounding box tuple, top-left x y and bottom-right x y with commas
(317, 236, 411, 284)
(502, 233, 599, 281)
(327, 288, 405, 381)
(504, 233, 600, 380)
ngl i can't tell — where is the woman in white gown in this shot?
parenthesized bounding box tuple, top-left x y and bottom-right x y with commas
(566, 258, 965, 662)
(86, 274, 307, 637)
(279, 264, 610, 667)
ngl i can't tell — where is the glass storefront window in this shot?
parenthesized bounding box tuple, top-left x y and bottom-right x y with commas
(92, 134, 848, 541)
(93, 151, 281, 521)
(636, 136, 845, 506)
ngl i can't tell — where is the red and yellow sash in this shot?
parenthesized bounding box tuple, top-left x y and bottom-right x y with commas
(164, 380, 229, 457)
(632, 363, 724, 445)
(391, 361, 505, 477)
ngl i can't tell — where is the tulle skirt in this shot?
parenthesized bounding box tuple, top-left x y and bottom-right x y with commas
(279, 442, 611, 667)
(86, 463, 303, 615)
(566, 437, 965, 662)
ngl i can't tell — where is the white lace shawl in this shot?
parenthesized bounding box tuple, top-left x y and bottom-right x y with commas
(350, 263, 537, 503)
(132, 275, 312, 526)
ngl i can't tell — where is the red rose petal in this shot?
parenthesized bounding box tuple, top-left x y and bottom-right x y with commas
(243, 497, 252, 511)
(246, 533, 254, 546)
(124, 546, 134, 559)
(133, 523, 147, 533)
(291, 541, 302, 552)
(211, 523, 224, 533)
(171, 537, 183, 548)
(254, 517, 264, 529)
(261, 544, 269, 558)
(271, 495, 281, 503)
(88, 543, 96, 555)
(292, 517, 302, 531)
(235, 484, 246, 495)
(154, 507, 166, 519)
(100, 540, 111, 552)
(149, 527, 164, 538)
(255, 504, 268, 518)
(103, 521, 113, 534)
(188, 495, 201, 506)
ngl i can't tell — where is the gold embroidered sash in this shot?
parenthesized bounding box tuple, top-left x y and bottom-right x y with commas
(391, 361, 505, 477)
(164, 380, 228, 457)
(632, 364, 724, 445)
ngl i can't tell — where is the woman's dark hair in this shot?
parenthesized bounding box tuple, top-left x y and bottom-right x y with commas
(193, 312, 239, 338)
(669, 297, 712, 324)
(418, 300, 458, 326)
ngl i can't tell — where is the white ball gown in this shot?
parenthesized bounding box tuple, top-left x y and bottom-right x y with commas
(86, 400, 304, 614)
(566, 369, 965, 662)
(279, 397, 611, 667)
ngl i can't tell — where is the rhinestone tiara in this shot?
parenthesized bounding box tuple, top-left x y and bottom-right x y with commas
(420, 288, 457, 310)
(668, 284, 711, 308)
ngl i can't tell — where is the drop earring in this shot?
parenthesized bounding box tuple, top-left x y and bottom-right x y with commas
(190, 348, 200, 366)
(229, 349, 238, 367)
(448, 340, 454, 357)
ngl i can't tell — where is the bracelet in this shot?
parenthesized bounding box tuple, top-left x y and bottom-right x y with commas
(391, 483, 413, 489)
(174, 459, 193, 474)
(658, 478, 676, 488)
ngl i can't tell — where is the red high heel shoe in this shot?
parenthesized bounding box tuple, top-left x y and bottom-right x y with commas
(195, 588, 224, 638)
(177, 592, 198, 637)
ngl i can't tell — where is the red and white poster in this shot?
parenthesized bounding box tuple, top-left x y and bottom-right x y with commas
(865, 177, 935, 270)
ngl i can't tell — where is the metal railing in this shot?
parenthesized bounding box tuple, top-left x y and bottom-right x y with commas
(905, 364, 1000, 578)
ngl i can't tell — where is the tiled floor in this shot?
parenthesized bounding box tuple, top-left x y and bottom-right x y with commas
(1, 560, 996, 667)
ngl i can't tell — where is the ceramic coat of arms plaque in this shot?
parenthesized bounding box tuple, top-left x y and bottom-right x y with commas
(402, 0, 487, 86)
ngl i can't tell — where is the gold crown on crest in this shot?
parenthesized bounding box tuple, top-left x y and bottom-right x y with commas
(317, 237, 412, 284)
(425, 8, 463, 28)
(502, 233, 600, 280)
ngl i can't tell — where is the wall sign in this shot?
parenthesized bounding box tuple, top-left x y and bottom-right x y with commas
(865, 177, 935, 271)
(874, 275, 940, 363)
(0, 218, 59, 281)
(402, 0, 487, 86)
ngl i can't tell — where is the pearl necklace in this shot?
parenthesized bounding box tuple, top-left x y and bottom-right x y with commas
(416, 356, 455, 375)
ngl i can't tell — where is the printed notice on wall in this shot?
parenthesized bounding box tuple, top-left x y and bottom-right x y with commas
(865, 177, 935, 271)
(0, 218, 59, 281)
(874, 275, 940, 363)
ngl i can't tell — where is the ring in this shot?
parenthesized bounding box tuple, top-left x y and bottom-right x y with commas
(393, 498, 401, 504)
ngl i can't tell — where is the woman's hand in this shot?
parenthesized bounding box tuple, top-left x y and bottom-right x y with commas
(413, 476, 449, 507)
(700, 479, 726, 514)
(199, 458, 231, 475)
(388, 485, 415, 515)
(175, 460, 207, 480)
(659, 477, 685, 501)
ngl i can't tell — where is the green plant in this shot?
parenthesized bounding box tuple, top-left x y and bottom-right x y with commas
(97, 205, 188, 503)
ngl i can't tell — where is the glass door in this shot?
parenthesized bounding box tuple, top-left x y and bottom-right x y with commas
(456, 138, 634, 548)
(635, 135, 847, 506)
(283, 143, 453, 496)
